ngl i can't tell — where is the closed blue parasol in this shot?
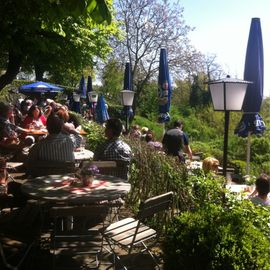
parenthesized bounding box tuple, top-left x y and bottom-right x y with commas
(79, 75, 86, 98)
(87, 75, 93, 106)
(19, 81, 63, 93)
(123, 62, 132, 90)
(122, 63, 133, 126)
(158, 48, 172, 123)
(234, 18, 266, 174)
(96, 94, 109, 124)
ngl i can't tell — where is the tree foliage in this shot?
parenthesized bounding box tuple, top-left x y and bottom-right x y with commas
(0, 0, 118, 90)
(111, 0, 201, 114)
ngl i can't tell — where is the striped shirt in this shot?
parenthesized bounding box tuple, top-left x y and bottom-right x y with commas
(28, 133, 75, 162)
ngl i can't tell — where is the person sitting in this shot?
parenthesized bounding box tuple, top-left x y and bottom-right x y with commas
(250, 174, 270, 206)
(56, 106, 82, 148)
(140, 126, 149, 141)
(0, 157, 28, 208)
(94, 118, 132, 180)
(21, 105, 46, 129)
(145, 132, 163, 151)
(25, 114, 75, 176)
(202, 157, 220, 174)
(0, 102, 34, 160)
(129, 125, 141, 139)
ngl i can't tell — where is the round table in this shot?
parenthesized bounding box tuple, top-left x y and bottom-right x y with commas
(74, 149, 94, 162)
(21, 174, 130, 204)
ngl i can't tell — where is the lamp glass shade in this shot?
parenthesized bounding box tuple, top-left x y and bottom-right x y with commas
(121, 90, 135, 106)
(73, 93, 81, 102)
(209, 78, 250, 111)
(61, 94, 68, 101)
(88, 91, 98, 103)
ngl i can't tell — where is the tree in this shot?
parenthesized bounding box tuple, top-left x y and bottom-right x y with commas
(111, 0, 201, 114)
(99, 59, 124, 102)
(0, 0, 116, 90)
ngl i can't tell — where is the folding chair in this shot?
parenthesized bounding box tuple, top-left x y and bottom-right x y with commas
(103, 191, 173, 270)
(49, 204, 109, 270)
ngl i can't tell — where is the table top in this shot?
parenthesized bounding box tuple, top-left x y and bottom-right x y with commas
(74, 149, 94, 161)
(21, 174, 131, 203)
(25, 129, 48, 135)
(7, 162, 24, 169)
(226, 184, 254, 193)
(186, 161, 202, 170)
(25, 129, 88, 136)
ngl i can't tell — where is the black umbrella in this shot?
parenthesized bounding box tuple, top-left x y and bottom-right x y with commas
(234, 18, 266, 174)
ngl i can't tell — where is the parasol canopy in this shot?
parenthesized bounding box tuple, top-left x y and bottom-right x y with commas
(78, 75, 86, 98)
(19, 81, 63, 94)
(158, 48, 172, 123)
(234, 17, 266, 175)
(96, 94, 109, 124)
(87, 75, 93, 106)
(235, 18, 265, 137)
(123, 62, 132, 90)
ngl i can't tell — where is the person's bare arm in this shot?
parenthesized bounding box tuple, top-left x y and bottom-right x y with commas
(184, 145, 193, 160)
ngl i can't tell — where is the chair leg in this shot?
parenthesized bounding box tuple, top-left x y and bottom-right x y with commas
(0, 240, 36, 270)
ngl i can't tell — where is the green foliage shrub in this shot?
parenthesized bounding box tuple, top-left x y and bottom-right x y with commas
(163, 201, 270, 270)
(82, 121, 106, 151)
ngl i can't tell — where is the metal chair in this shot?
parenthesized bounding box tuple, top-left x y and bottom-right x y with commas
(49, 204, 109, 270)
(103, 191, 173, 269)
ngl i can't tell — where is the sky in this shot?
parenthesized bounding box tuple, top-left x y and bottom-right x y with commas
(180, 0, 270, 98)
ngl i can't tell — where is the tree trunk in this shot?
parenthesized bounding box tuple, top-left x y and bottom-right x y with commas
(34, 64, 45, 81)
(0, 50, 23, 90)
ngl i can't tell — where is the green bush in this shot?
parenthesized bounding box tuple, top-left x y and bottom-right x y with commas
(82, 121, 106, 151)
(163, 201, 270, 270)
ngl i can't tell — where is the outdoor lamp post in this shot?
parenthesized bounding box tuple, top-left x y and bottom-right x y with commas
(88, 91, 98, 120)
(208, 76, 251, 177)
(121, 90, 135, 132)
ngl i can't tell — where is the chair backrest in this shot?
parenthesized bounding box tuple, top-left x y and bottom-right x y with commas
(137, 191, 173, 220)
(81, 160, 130, 180)
(91, 161, 117, 169)
(27, 160, 76, 177)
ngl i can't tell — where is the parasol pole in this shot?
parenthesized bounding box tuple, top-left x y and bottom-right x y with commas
(246, 131, 251, 175)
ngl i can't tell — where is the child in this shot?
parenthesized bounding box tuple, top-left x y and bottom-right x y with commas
(250, 174, 270, 206)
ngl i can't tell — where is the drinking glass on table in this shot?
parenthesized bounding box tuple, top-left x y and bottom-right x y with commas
(80, 137, 86, 151)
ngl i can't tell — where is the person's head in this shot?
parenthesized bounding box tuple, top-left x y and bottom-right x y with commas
(141, 127, 149, 135)
(105, 118, 123, 139)
(173, 120, 183, 129)
(27, 105, 42, 119)
(145, 133, 154, 143)
(56, 108, 69, 122)
(0, 102, 13, 119)
(202, 157, 220, 174)
(255, 174, 270, 196)
(46, 114, 64, 134)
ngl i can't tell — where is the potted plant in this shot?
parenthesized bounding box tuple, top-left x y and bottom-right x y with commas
(79, 164, 99, 187)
